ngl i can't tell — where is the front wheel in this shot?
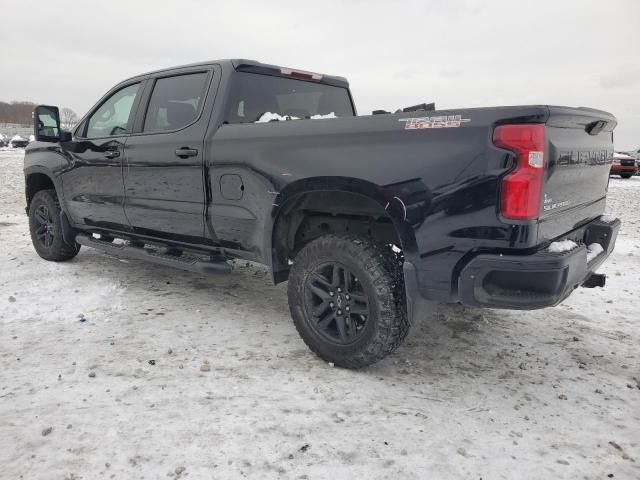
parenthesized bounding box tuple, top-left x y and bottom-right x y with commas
(28, 189, 80, 261)
(287, 235, 410, 369)
(620, 173, 634, 179)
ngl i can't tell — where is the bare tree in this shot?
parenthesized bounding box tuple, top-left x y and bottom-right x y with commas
(0, 101, 36, 126)
(60, 107, 78, 130)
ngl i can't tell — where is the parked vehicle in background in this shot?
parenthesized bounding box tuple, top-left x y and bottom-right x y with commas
(9, 134, 29, 148)
(610, 152, 638, 178)
(24, 59, 621, 368)
(632, 148, 640, 173)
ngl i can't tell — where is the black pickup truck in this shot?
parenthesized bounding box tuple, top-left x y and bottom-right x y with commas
(25, 59, 620, 368)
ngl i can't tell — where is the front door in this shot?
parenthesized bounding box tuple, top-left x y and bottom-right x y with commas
(62, 81, 143, 232)
(123, 68, 216, 243)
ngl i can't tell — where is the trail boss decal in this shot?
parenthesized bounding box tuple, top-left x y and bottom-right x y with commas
(399, 115, 471, 130)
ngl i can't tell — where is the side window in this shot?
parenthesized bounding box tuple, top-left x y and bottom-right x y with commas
(143, 72, 208, 133)
(86, 83, 140, 138)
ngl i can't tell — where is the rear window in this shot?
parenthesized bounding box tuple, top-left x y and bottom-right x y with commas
(225, 72, 354, 124)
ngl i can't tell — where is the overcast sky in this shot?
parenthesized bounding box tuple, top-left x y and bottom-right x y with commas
(1, 0, 638, 148)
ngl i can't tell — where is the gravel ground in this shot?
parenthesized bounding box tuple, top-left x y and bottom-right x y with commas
(1, 148, 638, 479)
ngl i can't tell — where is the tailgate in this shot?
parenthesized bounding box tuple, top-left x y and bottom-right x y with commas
(538, 107, 616, 242)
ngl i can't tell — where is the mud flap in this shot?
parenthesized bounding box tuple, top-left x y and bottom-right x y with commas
(59, 211, 76, 246)
(402, 260, 420, 325)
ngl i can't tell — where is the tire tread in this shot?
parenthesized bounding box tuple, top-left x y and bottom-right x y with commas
(288, 234, 410, 369)
(28, 189, 80, 261)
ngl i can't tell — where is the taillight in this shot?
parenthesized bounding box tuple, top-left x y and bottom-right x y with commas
(492, 123, 546, 220)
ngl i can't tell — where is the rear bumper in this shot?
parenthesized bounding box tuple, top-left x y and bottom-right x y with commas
(455, 216, 620, 309)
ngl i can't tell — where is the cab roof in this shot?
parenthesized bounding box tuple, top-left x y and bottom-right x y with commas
(129, 59, 349, 88)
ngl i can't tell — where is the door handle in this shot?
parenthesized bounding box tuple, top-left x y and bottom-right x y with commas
(104, 150, 120, 159)
(175, 147, 198, 159)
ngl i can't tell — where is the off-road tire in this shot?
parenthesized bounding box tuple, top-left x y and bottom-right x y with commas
(288, 234, 410, 369)
(28, 189, 80, 261)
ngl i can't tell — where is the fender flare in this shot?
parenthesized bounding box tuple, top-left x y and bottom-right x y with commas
(23, 166, 67, 211)
(24, 166, 77, 245)
(264, 176, 420, 278)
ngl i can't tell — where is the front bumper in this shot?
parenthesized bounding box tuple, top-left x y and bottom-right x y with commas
(456, 216, 620, 309)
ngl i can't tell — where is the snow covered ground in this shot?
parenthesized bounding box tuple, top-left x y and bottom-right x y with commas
(1, 148, 638, 479)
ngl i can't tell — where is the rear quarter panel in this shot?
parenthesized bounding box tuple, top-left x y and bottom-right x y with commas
(206, 106, 549, 300)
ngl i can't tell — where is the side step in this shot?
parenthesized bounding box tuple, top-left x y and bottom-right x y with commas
(75, 234, 233, 275)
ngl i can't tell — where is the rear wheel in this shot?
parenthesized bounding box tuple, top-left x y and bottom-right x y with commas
(28, 189, 80, 261)
(287, 234, 409, 369)
(620, 173, 633, 179)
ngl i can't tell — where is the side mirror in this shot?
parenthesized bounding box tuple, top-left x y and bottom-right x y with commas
(34, 105, 62, 142)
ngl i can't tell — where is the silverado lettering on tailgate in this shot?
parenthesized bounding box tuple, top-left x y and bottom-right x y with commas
(556, 150, 612, 166)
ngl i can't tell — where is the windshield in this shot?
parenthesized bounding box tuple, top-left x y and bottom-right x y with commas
(225, 72, 354, 124)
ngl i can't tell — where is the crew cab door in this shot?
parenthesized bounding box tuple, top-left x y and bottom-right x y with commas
(61, 80, 144, 231)
(123, 66, 219, 243)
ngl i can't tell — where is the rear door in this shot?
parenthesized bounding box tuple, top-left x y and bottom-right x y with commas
(123, 66, 219, 243)
(539, 107, 616, 242)
(62, 80, 144, 231)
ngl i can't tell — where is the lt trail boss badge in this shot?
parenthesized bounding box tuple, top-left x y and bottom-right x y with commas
(399, 114, 471, 130)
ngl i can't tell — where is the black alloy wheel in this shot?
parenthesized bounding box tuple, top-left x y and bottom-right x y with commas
(28, 189, 80, 261)
(304, 262, 370, 345)
(288, 234, 410, 369)
(33, 204, 55, 249)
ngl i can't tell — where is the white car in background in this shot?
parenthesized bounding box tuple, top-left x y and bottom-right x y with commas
(9, 134, 29, 148)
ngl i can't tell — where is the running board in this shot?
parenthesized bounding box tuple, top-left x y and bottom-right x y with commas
(75, 234, 233, 275)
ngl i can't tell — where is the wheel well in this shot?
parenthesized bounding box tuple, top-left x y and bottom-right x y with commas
(271, 191, 402, 283)
(25, 173, 56, 211)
